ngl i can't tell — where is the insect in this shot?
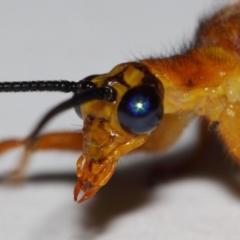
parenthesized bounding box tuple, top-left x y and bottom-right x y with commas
(0, 1, 240, 203)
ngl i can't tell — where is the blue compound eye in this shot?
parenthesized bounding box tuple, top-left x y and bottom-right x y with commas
(118, 85, 163, 134)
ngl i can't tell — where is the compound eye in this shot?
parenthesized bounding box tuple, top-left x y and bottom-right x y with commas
(118, 85, 163, 134)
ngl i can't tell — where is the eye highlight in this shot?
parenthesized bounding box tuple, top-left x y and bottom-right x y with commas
(128, 94, 151, 116)
(118, 85, 163, 134)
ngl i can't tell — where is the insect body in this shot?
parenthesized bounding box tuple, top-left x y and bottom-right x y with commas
(0, 2, 240, 203)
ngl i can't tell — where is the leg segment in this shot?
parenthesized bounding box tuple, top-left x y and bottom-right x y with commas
(0, 131, 83, 181)
(0, 140, 23, 154)
(218, 103, 240, 162)
(0, 131, 83, 154)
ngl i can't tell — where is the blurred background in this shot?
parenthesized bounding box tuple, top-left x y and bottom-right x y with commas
(0, 0, 239, 239)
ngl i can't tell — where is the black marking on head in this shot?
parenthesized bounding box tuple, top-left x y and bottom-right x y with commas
(103, 70, 131, 89)
(133, 62, 164, 99)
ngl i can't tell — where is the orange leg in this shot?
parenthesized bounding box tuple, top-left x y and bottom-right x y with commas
(218, 102, 240, 163)
(141, 113, 212, 185)
(0, 131, 83, 181)
(0, 132, 83, 153)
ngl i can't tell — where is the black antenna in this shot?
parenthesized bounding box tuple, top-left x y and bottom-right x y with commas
(28, 87, 112, 141)
(25, 86, 116, 145)
(0, 80, 79, 93)
(0, 77, 117, 145)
